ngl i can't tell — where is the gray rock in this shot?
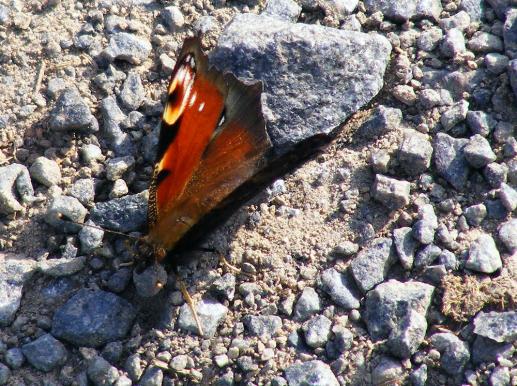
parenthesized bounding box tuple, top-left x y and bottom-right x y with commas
(319, 268, 360, 309)
(0, 163, 35, 214)
(371, 175, 411, 210)
(466, 233, 502, 273)
(398, 129, 433, 175)
(473, 311, 517, 343)
(4, 348, 24, 369)
(468, 32, 503, 53)
(410, 364, 427, 386)
(284, 360, 339, 386)
(417, 27, 443, 52)
(119, 72, 145, 111)
(464, 134, 497, 168)
(78, 220, 104, 254)
(22, 334, 67, 372)
(439, 250, 459, 270)
(70, 178, 95, 206)
(262, 0, 301, 21)
(498, 219, 517, 252)
(0, 253, 37, 326)
(29, 157, 61, 187)
(87, 356, 119, 386)
(193, 16, 218, 34)
(0, 362, 10, 385)
(47, 78, 68, 99)
(115, 375, 132, 386)
(45, 195, 88, 233)
(133, 264, 167, 297)
(499, 183, 517, 211)
(293, 287, 321, 321)
(125, 354, 142, 382)
(464, 203, 487, 226)
(90, 191, 148, 233)
(210, 273, 236, 301)
(105, 156, 135, 181)
(161, 6, 184, 31)
(466, 111, 496, 137)
(412, 204, 438, 245)
(243, 315, 282, 337)
(93, 64, 127, 95)
(357, 106, 402, 139)
(509, 60, 517, 99)
(486, 199, 508, 219)
(493, 122, 515, 144)
(363, 0, 441, 21)
(441, 28, 467, 57)
(414, 244, 442, 269)
(472, 336, 514, 365)
(37, 256, 87, 277)
(439, 10, 471, 32)
(109, 179, 129, 199)
(393, 227, 418, 270)
(364, 280, 434, 358)
(392, 85, 417, 106)
(210, 13, 391, 152)
(484, 53, 509, 75)
(303, 315, 332, 348)
(350, 237, 396, 293)
(100, 96, 134, 156)
(106, 268, 132, 293)
(372, 356, 404, 386)
(509, 159, 517, 185)
(49, 88, 99, 133)
(504, 8, 517, 58)
(102, 32, 151, 65)
(490, 367, 510, 386)
(0, 5, 10, 26)
(341, 14, 362, 31)
(484, 162, 508, 188)
(178, 298, 228, 337)
(80, 144, 104, 164)
(138, 366, 163, 386)
(440, 100, 469, 131)
(433, 133, 470, 190)
(333, 240, 359, 257)
(52, 289, 136, 347)
(429, 332, 470, 376)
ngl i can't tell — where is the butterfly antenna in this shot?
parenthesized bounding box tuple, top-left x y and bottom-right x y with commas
(55, 213, 141, 240)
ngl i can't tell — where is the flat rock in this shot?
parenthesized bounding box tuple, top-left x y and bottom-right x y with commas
(429, 332, 470, 376)
(210, 13, 391, 153)
(364, 0, 441, 21)
(350, 237, 396, 293)
(178, 298, 228, 337)
(284, 360, 339, 386)
(243, 315, 282, 337)
(364, 280, 434, 358)
(51, 289, 136, 347)
(433, 133, 470, 191)
(102, 32, 152, 65)
(473, 311, 517, 343)
(319, 268, 360, 309)
(37, 256, 87, 277)
(21, 334, 67, 372)
(48, 88, 98, 133)
(371, 175, 411, 210)
(29, 157, 61, 187)
(89, 191, 148, 233)
(398, 129, 433, 175)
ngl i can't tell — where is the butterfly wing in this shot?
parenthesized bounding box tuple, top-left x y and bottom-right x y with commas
(147, 37, 272, 258)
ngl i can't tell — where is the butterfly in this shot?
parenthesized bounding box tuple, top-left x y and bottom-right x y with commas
(137, 37, 273, 267)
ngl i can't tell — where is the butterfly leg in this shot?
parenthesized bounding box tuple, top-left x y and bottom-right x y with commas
(175, 275, 204, 336)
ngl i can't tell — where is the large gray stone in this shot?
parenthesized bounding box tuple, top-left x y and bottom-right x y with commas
(284, 360, 339, 386)
(473, 311, 517, 343)
(433, 133, 470, 190)
(210, 13, 391, 153)
(364, 0, 441, 21)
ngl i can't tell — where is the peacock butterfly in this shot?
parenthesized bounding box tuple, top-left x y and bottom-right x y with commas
(136, 37, 273, 267)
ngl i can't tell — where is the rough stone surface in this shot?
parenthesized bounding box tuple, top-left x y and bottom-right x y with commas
(21, 334, 67, 372)
(243, 315, 282, 338)
(433, 133, 470, 190)
(29, 157, 61, 187)
(262, 0, 302, 21)
(303, 315, 332, 348)
(357, 106, 402, 139)
(293, 287, 321, 321)
(398, 129, 433, 175)
(51, 289, 136, 347)
(363, 0, 441, 21)
(210, 13, 391, 153)
(0, 164, 34, 215)
(393, 227, 418, 270)
(178, 298, 228, 337)
(473, 311, 517, 343)
(429, 333, 470, 376)
(48, 88, 99, 133)
(102, 32, 152, 65)
(319, 268, 360, 309)
(45, 195, 88, 233)
(284, 360, 339, 386)
(350, 237, 396, 293)
(364, 280, 434, 358)
(465, 233, 502, 273)
(498, 219, 517, 252)
(371, 174, 411, 210)
(90, 191, 148, 233)
(464, 134, 497, 168)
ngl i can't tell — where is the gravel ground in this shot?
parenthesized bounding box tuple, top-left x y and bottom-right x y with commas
(0, 0, 516, 385)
